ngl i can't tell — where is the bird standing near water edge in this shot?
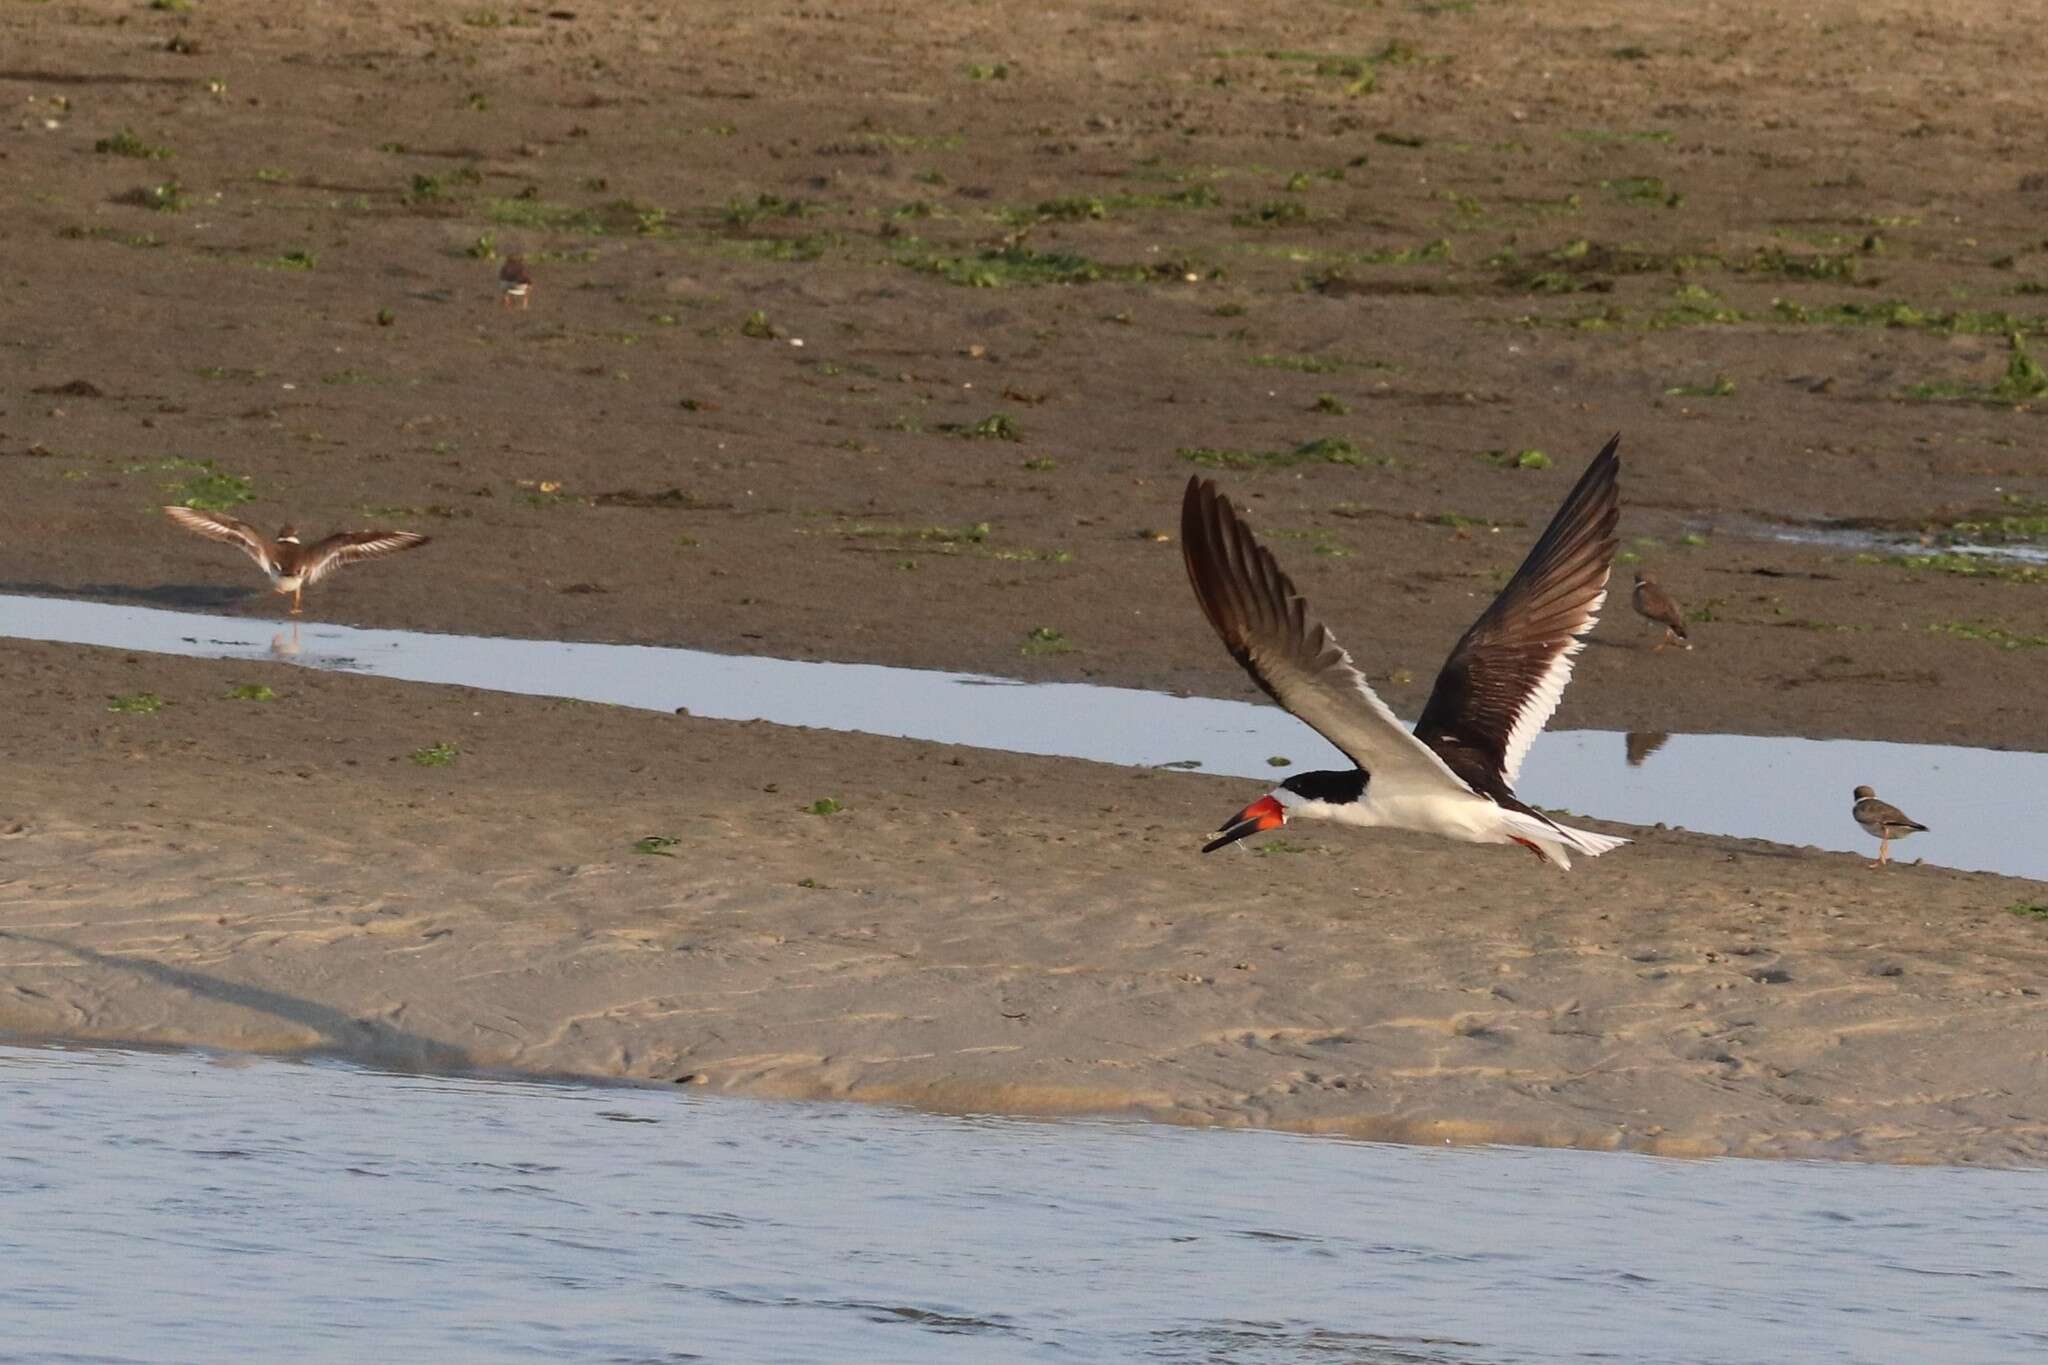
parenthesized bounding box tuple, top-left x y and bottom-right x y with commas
(1182, 435, 1629, 870)
(163, 507, 430, 615)
(1631, 570, 1692, 651)
(1851, 785, 1927, 868)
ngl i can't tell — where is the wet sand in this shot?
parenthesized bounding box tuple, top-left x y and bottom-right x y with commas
(4, 641, 2045, 1165)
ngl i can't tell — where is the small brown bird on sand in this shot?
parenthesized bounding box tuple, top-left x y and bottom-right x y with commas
(164, 507, 429, 615)
(499, 254, 532, 309)
(1851, 785, 1928, 868)
(1631, 570, 1691, 651)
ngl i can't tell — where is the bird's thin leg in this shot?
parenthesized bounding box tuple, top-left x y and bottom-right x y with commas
(291, 586, 303, 616)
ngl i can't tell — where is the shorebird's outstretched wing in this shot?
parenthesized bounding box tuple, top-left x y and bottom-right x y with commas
(163, 506, 275, 571)
(300, 531, 431, 584)
(1412, 435, 1621, 796)
(1182, 477, 1473, 798)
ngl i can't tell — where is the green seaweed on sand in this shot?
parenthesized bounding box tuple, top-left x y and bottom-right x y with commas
(897, 242, 1142, 288)
(1904, 335, 2048, 405)
(843, 523, 991, 549)
(1479, 448, 1551, 470)
(164, 461, 255, 512)
(1021, 627, 1072, 655)
(937, 413, 1021, 441)
(1178, 437, 1371, 471)
(1599, 176, 1680, 207)
(1873, 553, 2048, 583)
(1249, 354, 1346, 374)
(1929, 622, 2048, 649)
(1233, 200, 1309, 228)
(1948, 495, 2048, 544)
(95, 129, 171, 160)
(116, 180, 189, 212)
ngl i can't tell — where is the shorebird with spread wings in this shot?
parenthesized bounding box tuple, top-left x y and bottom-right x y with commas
(163, 507, 430, 615)
(1182, 436, 1626, 870)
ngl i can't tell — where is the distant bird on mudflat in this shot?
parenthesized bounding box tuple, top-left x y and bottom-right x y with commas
(1851, 785, 1927, 868)
(163, 506, 429, 615)
(1631, 570, 1691, 651)
(1183, 435, 1628, 870)
(499, 254, 533, 309)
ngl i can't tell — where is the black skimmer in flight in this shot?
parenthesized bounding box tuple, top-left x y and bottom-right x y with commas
(1630, 570, 1691, 651)
(1851, 785, 1927, 868)
(1183, 435, 1626, 870)
(499, 254, 533, 309)
(163, 507, 430, 615)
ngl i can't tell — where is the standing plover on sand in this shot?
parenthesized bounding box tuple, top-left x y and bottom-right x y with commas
(1630, 570, 1691, 651)
(499, 254, 532, 309)
(1851, 785, 1928, 868)
(164, 507, 430, 615)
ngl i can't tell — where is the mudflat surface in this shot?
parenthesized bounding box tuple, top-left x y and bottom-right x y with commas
(4, 641, 2046, 1164)
(2, 0, 2047, 747)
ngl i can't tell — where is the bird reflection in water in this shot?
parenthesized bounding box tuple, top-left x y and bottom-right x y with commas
(1625, 732, 1669, 767)
(270, 623, 302, 658)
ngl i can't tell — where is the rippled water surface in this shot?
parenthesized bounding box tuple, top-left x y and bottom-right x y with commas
(2, 1044, 2045, 1364)
(5, 593, 2043, 878)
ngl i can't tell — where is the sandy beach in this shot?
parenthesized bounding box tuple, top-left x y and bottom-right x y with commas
(4, 640, 2044, 1164)
(3, 0, 2047, 1164)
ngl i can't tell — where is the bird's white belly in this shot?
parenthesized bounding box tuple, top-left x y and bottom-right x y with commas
(268, 572, 302, 592)
(1324, 789, 1514, 845)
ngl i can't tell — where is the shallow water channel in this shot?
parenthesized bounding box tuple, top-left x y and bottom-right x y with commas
(2, 1043, 2044, 1364)
(1725, 518, 2048, 567)
(5, 593, 2043, 879)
